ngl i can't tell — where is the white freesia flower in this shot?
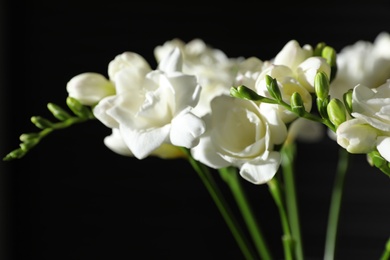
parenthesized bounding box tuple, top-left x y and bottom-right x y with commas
(329, 31, 390, 101)
(94, 48, 206, 159)
(234, 57, 265, 91)
(66, 72, 115, 106)
(108, 52, 152, 94)
(273, 40, 331, 93)
(273, 39, 313, 71)
(155, 38, 243, 116)
(336, 81, 390, 161)
(191, 95, 287, 185)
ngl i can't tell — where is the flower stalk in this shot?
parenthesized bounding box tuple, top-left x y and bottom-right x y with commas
(324, 148, 350, 260)
(181, 148, 258, 260)
(219, 166, 273, 260)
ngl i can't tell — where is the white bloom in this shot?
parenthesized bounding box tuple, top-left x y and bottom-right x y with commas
(273, 39, 313, 71)
(66, 72, 115, 106)
(336, 81, 390, 161)
(191, 95, 287, 185)
(329, 31, 390, 101)
(155, 38, 243, 117)
(296, 56, 331, 92)
(94, 48, 206, 159)
(234, 57, 265, 91)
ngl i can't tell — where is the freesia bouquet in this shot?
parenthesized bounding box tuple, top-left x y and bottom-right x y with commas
(4, 31, 390, 260)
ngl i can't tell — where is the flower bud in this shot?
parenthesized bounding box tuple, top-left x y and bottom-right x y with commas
(47, 103, 72, 121)
(230, 85, 261, 101)
(66, 97, 94, 119)
(290, 92, 305, 116)
(265, 75, 282, 101)
(327, 98, 347, 127)
(31, 116, 53, 129)
(20, 133, 40, 142)
(314, 42, 326, 56)
(368, 151, 390, 176)
(3, 149, 25, 161)
(321, 46, 337, 82)
(343, 89, 353, 115)
(20, 139, 39, 151)
(314, 71, 330, 100)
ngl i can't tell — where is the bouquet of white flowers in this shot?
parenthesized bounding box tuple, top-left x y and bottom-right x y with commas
(4, 32, 390, 260)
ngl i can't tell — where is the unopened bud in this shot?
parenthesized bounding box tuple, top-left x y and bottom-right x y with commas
(20, 139, 39, 151)
(290, 92, 305, 117)
(327, 98, 346, 127)
(31, 116, 53, 129)
(20, 133, 40, 142)
(314, 71, 330, 100)
(322, 46, 337, 82)
(230, 85, 261, 101)
(314, 42, 327, 57)
(343, 89, 353, 115)
(265, 75, 282, 101)
(66, 97, 94, 119)
(47, 103, 72, 121)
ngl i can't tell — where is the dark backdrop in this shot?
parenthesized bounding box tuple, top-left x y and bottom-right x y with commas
(1, 1, 390, 260)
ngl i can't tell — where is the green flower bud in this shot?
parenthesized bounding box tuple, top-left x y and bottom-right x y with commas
(66, 97, 94, 119)
(47, 103, 72, 121)
(230, 85, 261, 101)
(31, 116, 53, 129)
(322, 46, 337, 82)
(265, 75, 282, 101)
(20, 133, 40, 142)
(20, 139, 39, 151)
(367, 151, 390, 176)
(314, 71, 330, 100)
(3, 148, 25, 161)
(343, 89, 353, 115)
(290, 92, 305, 117)
(327, 98, 347, 128)
(314, 42, 327, 57)
(316, 96, 329, 119)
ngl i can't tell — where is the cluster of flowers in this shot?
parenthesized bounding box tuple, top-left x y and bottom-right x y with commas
(4, 31, 390, 259)
(9, 32, 390, 179)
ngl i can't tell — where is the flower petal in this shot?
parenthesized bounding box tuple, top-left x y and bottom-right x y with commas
(239, 151, 281, 184)
(377, 136, 390, 162)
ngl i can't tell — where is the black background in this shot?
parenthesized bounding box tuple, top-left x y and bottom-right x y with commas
(1, 1, 390, 260)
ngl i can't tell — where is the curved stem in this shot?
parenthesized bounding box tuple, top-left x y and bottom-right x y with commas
(324, 148, 349, 260)
(268, 178, 295, 260)
(281, 142, 303, 260)
(219, 167, 273, 260)
(181, 148, 257, 260)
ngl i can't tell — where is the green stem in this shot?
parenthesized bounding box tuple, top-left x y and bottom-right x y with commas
(380, 237, 390, 260)
(181, 148, 257, 260)
(324, 148, 349, 260)
(268, 178, 295, 260)
(219, 167, 273, 260)
(281, 142, 303, 260)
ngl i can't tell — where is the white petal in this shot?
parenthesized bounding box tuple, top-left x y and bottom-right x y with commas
(93, 96, 120, 128)
(170, 111, 206, 148)
(119, 124, 170, 159)
(191, 135, 231, 169)
(103, 128, 133, 156)
(239, 152, 281, 185)
(158, 47, 183, 73)
(377, 136, 390, 162)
